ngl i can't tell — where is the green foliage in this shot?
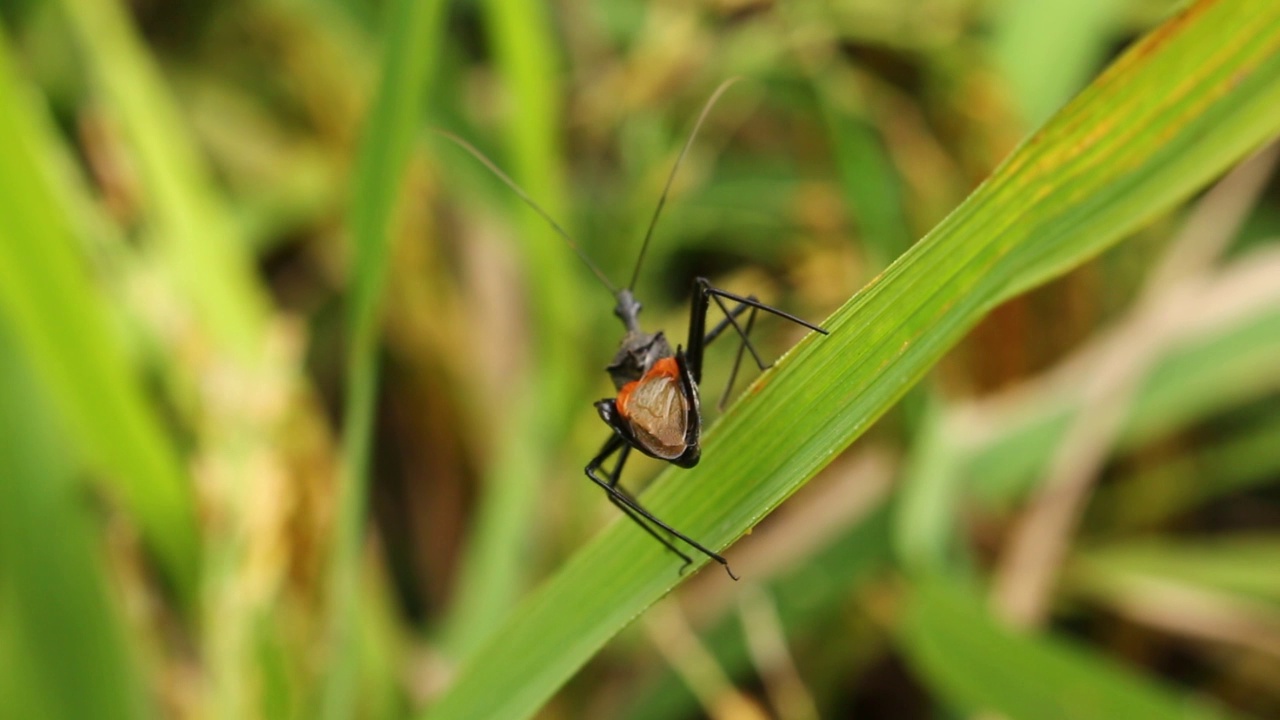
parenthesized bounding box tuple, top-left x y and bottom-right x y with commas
(900, 578, 1239, 720)
(1, 0, 1278, 718)
(0, 20, 197, 596)
(324, 0, 448, 716)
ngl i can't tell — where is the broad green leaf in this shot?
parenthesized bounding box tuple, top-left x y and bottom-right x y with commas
(992, 0, 1122, 127)
(817, 86, 914, 269)
(0, 316, 152, 720)
(894, 400, 969, 575)
(425, 1, 1280, 717)
(899, 578, 1236, 720)
(0, 22, 197, 595)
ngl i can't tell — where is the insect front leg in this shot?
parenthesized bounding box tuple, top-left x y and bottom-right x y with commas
(586, 435, 695, 570)
(585, 434, 738, 579)
(604, 441, 631, 488)
(601, 443, 697, 566)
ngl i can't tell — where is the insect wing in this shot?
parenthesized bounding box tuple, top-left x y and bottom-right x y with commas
(616, 358, 689, 460)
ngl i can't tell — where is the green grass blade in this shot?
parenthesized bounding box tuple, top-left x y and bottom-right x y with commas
(899, 577, 1239, 719)
(320, 0, 446, 717)
(0, 318, 153, 720)
(817, 86, 914, 269)
(0, 24, 197, 595)
(424, 2, 1280, 717)
(1072, 535, 1280, 604)
(894, 401, 970, 575)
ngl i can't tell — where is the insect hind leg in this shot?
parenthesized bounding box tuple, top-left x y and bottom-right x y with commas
(706, 294, 770, 372)
(717, 304, 760, 411)
(696, 275, 830, 409)
(696, 277, 827, 335)
(685, 276, 827, 384)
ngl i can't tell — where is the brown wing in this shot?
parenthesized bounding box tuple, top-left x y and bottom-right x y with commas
(615, 357, 689, 460)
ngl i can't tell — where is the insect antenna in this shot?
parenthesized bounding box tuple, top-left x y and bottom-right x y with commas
(434, 129, 618, 295)
(628, 77, 744, 292)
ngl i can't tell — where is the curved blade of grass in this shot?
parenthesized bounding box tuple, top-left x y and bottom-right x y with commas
(0, 25, 197, 595)
(319, 0, 446, 717)
(424, 2, 1280, 717)
(905, 140, 1280, 570)
(816, 81, 914, 270)
(899, 577, 1239, 720)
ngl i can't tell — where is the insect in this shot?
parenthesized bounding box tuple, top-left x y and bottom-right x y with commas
(440, 79, 828, 579)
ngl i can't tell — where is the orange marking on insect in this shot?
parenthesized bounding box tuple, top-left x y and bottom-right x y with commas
(648, 356, 681, 379)
(615, 357, 680, 418)
(614, 357, 689, 459)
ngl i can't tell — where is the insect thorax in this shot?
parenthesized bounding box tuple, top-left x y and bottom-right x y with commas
(606, 330, 673, 390)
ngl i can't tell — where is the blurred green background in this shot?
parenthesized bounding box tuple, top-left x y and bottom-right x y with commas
(1, 0, 1279, 718)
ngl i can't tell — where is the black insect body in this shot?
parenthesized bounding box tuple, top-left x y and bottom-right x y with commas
(441, 79, 828, 580)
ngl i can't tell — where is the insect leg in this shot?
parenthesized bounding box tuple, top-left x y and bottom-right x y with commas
(686, 276, 828, 384)
(718, 305, 759, 411)
(706, 297, 762, 404)
(586, 436, 738, 580)
(604, 441, 631, 486)
(707, 292, 770, 372)
(701, 300, 751, 347)
(598, 441, 696, 569)
(697, 277, 827, 334)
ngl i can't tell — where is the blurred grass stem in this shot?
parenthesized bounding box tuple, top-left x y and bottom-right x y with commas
(321, 0, 446, 717)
